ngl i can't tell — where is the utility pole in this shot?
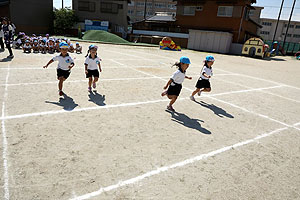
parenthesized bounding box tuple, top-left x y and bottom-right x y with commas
(144, 0, 147, 20)
(272, 0, 284, 43)
(62, 0, 64, 9)
(282, 0, 297, 52)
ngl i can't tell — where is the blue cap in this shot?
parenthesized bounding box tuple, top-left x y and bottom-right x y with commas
(205, 55, 215, 62)
(59, 42, 69, 49)
(88, 45, 98, 50)
(179, 56, 191, 64)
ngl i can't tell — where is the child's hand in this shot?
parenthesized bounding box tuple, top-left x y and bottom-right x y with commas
(68, 65, 73, 69)
(208, 76, 211, 78)
(43, 65, 48, 68)
(99, 68, 102, 72)
(85, 70, 88, 74)
(163, 86, 168, 90)
(188, 76, 192, 80)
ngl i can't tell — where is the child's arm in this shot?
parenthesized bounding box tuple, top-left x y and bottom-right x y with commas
(43, 59, 54, 68)
(202, 72, 211, 78)
(98, 63, 102, 72)
(68, 62, 75, 69)
(185, 75, 192, 80)
(84, 63, 88, 74)
(163, 79, 173, 90)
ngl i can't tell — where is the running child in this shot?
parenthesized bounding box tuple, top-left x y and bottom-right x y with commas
(84, 45, 102, 92)
(43, 42, 75, 96)
(161, 56, 192, 112)
(190, 55, 214, 101)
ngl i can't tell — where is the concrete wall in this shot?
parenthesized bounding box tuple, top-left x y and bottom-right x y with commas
(73, 0, 128, 32)
(9, 0, 53, 34)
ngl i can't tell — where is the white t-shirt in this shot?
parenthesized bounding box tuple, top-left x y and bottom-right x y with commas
(170, 69, 185, 85)
(52, 54, 74, 71)
(85, 56, 101, 70)
(200, 66, 213, 80)
(23, 44, 31, 48)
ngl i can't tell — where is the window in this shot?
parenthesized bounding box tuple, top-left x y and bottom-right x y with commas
(284, 24, 294, 28)
(128, 1, 134, 6)
(136, 10, 144, 16)
(283, 33, 292, 37)
(101, 2, 118, 14)
(293, 34, 300, 38)
(128, 9, 134, 15)
(217, 6, 233, 17)
(260, 31, 270, 35)
(136, 2, 144, 7)
(78, 1, 95, 12)
(196, 6, 203, 11)
(146, 2, 152, 8)
(296, 25, 300, 29)
(262, 22, 272, 26)
(118, 4, 123, 9)
(183, 6, 196, 16)
(155, 3, 166, 8)
(257, 48, 262, 53)
(168, 4, 176, 10)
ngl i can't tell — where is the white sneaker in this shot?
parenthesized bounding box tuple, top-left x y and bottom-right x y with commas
(197, 91, 202, 96)
(190, 96, 195, 101)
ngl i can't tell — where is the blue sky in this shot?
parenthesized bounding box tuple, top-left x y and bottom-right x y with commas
(53, 0, 300, 21)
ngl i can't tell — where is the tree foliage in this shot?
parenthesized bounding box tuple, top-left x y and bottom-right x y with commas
(53, 8, 78, 34)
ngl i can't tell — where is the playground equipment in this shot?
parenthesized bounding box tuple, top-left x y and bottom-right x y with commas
(159, 37, 181, 51)
(242, 38, 269, 58)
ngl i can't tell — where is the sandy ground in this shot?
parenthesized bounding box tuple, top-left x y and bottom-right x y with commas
(0, 41, 299, 200)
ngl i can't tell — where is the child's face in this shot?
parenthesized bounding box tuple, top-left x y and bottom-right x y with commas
(60, 48, 68, 54)
(207, 61, 214, 67)
(181, 63, 189, 71)
(90, 48, 97, 55)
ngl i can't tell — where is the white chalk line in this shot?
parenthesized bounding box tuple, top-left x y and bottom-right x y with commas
(0, 86, 283, 121)
(70, 127, 289, 200)
(1, 64, 10, 200)
(215, 77, 300, 104)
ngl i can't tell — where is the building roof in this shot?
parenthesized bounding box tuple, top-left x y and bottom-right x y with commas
(145, 12, 176, 22)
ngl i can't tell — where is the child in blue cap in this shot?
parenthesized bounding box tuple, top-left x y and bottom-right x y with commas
(190, 55, 214, 101)
(43, 42, 75, 96)
(161, 56, 192, 112)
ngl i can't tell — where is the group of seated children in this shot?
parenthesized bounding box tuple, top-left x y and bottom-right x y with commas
(13, 32, 82, 54)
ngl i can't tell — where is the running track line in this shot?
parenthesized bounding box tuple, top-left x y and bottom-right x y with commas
(1, 64, 10, 200)
(70, 127, 289, 200)
(0, 85, 281, 121)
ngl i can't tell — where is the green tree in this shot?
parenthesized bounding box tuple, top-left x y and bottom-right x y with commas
(53, 8, 78, 35)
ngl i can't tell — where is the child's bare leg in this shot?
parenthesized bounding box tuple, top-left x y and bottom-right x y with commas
(202, 88, 211, 92)
(191, 88, 201, 96)
(58, 77, 65, 91)
(88, 77, 93, 87)
(168, 95, 177, 106)
(93, 77, 98, 83)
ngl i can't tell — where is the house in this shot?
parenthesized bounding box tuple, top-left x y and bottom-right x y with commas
(73, 0, 130, 35)
(0, 0, 53, 34)
(175, 0, 261, 44)
(128, 0, 176, 23)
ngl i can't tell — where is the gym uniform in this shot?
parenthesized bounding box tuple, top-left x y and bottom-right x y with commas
(196, 65, 213, 89)
(85, 55, 101, 78)
(52, 53, 74, 79)
(167, 69, 185, 96)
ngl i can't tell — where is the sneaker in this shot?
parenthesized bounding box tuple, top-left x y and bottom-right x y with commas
(88, 87, 92, 92)
(92, 82, 96, 89)
(7, 55, 14, 58)
(59, 90, 64, 96)
(167, 105, 175, 112)
(190, 96, 195, 101)
(197, 90, 202, 96)
(161, 90, 167, 97)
